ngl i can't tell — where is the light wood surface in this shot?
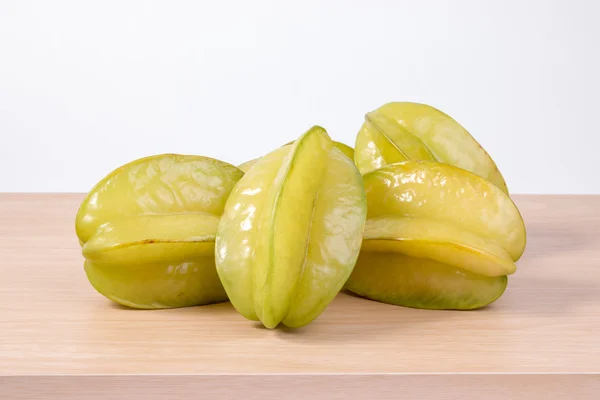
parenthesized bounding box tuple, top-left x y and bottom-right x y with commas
(0, 194, 599, 398)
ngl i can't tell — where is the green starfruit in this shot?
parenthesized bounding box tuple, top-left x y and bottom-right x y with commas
(354, 102, 509, 193)
(75, 154, 244, 309)
(215, 126, 367, 328)
(345, 160, 526, 310)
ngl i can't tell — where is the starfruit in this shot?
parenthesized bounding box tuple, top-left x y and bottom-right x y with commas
(75, 154, 244, 309)
(344, 160, 526, 310)
(215, 126, 367, 328)
(354, 102, 509, 193)
(237, 140, 354, 173)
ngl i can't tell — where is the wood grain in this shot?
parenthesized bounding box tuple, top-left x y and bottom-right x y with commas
(0, 194, 599, 398)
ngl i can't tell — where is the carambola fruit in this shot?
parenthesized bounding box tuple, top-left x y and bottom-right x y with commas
(354, 102, 509, 193)
(215, 126, 367, 328)
(75, 154, 244, 309)
(344, 160, 526, 310)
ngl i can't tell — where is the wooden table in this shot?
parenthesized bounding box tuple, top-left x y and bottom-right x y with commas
(0, 194, 598, 399)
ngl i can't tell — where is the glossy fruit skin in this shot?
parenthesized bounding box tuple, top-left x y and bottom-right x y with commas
(238, 141, 354, 173)
(354, 102, 509, 193)
(238, 158, 259, 173)
(75, 154, 244, 309)
(216, 126, 367, 328)
(345, 160, 526, 310)
(348, 253, 508, 310)
(329, 141, 355, 160)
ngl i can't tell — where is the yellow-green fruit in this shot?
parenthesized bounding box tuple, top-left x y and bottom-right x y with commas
(237, 141, 354, 173)
(75, 154, 244, 309)
(238, 158, 260, 173)
(349, 253, 509, 310)
(329, 141, 355, 160)
(216, 126, 367, 328)
(354, 102, 508, 193)
(345, 160, 526, 310)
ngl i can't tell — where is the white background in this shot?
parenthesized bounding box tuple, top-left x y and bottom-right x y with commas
(0, 0, 598, 193)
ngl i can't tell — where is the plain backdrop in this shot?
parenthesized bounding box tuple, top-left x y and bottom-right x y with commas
(0, 0, 598, 193)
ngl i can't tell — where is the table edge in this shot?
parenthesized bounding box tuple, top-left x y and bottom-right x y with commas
(1, 373, 599, 400)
